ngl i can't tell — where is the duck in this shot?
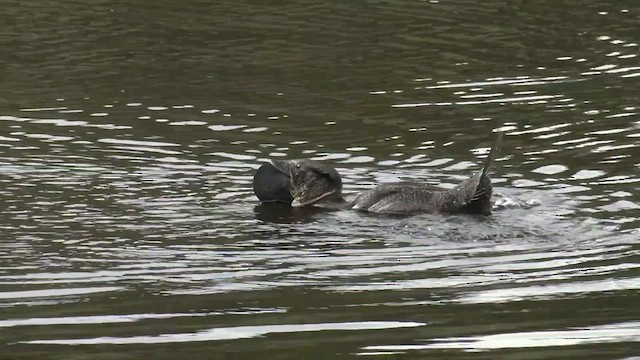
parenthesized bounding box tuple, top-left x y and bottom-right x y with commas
(252, 131, 503, 215)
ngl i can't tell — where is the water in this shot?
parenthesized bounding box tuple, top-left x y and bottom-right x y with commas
(1, 1, 639, 359)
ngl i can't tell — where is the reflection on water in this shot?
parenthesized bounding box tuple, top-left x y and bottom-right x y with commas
(362, 321, 640, 352)
(1, 0, 639, 359)
(24, 321, 426, 345)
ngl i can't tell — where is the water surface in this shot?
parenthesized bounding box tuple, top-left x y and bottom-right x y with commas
(1, 1, 639, 359)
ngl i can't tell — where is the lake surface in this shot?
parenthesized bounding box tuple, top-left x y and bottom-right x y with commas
(1, 1, 639, 359)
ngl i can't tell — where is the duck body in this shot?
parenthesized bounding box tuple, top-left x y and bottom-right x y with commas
(351, 170, 492, 215)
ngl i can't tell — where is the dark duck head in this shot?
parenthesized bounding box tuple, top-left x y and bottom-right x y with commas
(252, 159, 347, 208)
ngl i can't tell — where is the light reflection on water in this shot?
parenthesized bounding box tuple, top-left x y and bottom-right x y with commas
(24, 321, 426, 345)
(361, 321, 640, 352)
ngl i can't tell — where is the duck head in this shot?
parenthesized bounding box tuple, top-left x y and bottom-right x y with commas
(253, 159, 344, 207)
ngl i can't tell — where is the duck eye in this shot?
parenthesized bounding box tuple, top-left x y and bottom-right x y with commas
(296, 164, 301, 168)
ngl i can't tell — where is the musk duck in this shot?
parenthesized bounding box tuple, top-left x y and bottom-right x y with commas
(252, 131, 503, 215)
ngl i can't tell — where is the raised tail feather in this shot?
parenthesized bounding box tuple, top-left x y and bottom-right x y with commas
(481, 131, 504, 176)
(466, 131, 503, 215)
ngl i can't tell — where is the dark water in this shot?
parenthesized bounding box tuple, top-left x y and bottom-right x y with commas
(1, 1, 639, 359)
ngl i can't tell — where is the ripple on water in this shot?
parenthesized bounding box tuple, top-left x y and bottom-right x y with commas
(361, 321, 640, 352)
(0, 287, 123, 301)
(23, 321, 425, 345)
(1, 1, 640, 358)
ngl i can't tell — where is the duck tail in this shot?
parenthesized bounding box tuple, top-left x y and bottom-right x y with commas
(481, 130, 504, 176)
(466, 130, 504, 215)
